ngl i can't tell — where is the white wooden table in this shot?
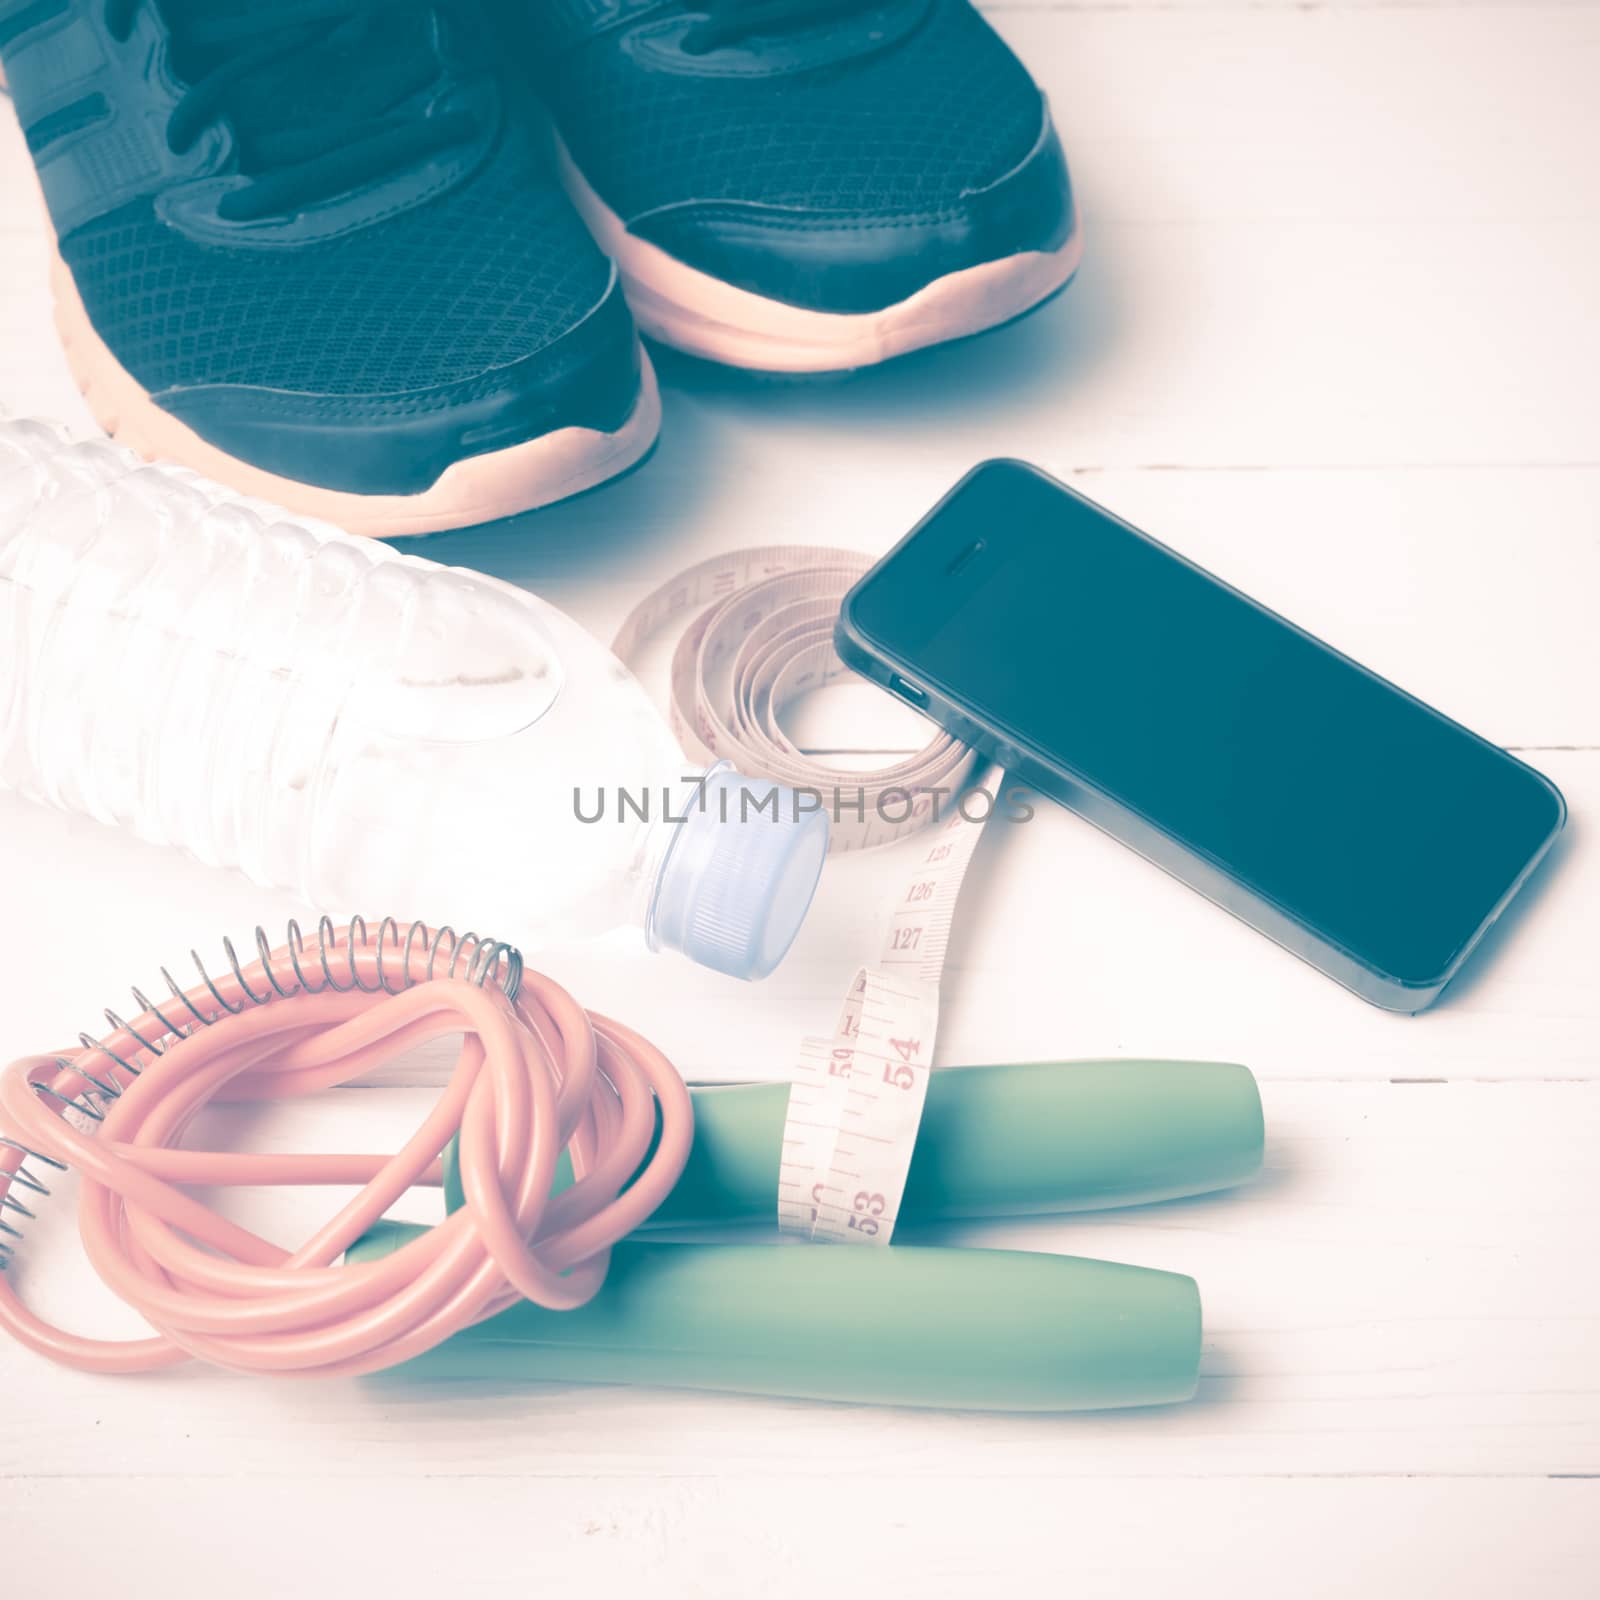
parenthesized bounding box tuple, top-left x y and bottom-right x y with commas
(3, 3, 1597, 1593)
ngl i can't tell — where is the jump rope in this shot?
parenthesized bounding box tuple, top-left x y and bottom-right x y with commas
(0, 541, 1261, 1403)
(0, 918, 692, 1375)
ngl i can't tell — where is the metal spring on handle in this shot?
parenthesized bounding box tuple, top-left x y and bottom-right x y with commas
(0, 1139, 65, 1270)
(0, 916, 523, 1270)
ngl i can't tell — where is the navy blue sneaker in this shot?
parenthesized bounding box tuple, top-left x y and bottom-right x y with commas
(497, 0, 1080, 372)
(0, 0, 658, 535)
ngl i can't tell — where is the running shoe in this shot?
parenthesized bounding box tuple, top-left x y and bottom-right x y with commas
(0, 0, 659, 536)
(496, 0, 1080, 373)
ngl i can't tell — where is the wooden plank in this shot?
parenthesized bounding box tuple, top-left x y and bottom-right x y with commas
(2, 1081, 1597, 1480)
(9, 1475, 1600, 1599)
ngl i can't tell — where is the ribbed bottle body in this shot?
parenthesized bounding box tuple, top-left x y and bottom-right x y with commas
(0, 421, 690, 949)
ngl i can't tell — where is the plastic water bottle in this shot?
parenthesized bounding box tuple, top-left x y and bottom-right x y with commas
(0, 419, 829, 979)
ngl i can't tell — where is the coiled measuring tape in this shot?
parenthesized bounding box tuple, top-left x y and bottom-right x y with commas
(612, 546, 980, 851)
(613, 549, 1002, 1244)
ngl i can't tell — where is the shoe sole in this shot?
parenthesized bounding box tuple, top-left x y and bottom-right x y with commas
(47, 250, 662, 538)
(557, 140, 1084, 374)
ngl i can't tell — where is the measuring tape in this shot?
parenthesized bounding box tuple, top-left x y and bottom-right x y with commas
(613, 550, 1004, 1245)
(776, 766, 1003, 1243)
(612, 548, 979, 853)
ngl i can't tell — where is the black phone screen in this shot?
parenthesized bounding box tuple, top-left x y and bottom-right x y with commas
(846, 461, 1563, 988)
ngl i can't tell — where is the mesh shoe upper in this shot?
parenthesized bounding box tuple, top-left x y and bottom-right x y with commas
(3, 0, 642, 494)
(38, 0, 618, 403)
(524, 0, 1047, 222)
(60, 143, 613, 402)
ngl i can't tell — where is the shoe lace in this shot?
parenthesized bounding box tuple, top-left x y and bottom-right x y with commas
(680, 0, 881, 55)
(103, 0, 479, 221)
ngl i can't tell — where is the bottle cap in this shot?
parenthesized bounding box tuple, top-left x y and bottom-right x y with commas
(648, 764, 829, 981)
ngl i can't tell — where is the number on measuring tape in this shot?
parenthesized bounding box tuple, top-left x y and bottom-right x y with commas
(778, 768, 1004, 1245)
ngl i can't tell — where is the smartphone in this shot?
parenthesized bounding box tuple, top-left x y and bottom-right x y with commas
(836, 460, 1565, 1012)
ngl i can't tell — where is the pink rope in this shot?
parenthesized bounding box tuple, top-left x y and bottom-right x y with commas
(0, 928, 693, 1375)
